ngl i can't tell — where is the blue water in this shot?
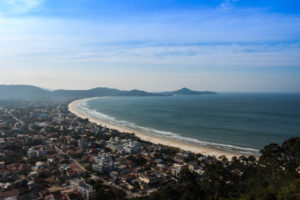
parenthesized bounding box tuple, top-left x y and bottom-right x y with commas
(77, 93, 300, 155)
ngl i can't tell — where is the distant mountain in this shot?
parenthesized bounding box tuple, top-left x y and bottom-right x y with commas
(0, 85, 216, 101)
(0, 85, 52, 100)
(53, 87, 163, 99)
(163, 87, 217, 95)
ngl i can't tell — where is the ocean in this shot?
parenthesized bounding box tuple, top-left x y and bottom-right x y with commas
(76, 93, 300, 155)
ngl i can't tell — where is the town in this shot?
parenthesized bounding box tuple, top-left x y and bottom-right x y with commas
(0, 100, 214, 200)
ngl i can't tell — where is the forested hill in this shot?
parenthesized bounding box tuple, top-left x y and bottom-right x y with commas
(162, 87, 216, 95)
(134, 137, 300, 200)
(0, 85, 216, 100)
(87, 137, 300, 200)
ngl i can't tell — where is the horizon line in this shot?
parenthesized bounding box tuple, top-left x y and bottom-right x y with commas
(1, 83, 300, 94)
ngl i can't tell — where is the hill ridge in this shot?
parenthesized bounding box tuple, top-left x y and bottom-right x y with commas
(0, 84, 216, 100)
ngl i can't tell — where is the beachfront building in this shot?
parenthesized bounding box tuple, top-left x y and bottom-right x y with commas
(174, 151, 193, 163)
(70, 178, 93, 200)
(123, 139, 140, 154)
(107, 137, 140, 154)
(170, 163, 184, 176)
(107, 137, 122, 151)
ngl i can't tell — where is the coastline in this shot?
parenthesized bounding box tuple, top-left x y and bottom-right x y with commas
(68, 98, 245, 159)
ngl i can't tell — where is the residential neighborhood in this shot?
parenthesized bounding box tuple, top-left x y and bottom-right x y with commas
(0, 101, 210, 200)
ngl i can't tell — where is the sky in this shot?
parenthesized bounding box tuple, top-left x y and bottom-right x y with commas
(0, 0, 300, 92)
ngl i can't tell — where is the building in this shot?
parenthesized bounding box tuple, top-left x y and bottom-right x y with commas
(123, 139, 140, 154)
(70, 178, 93, 200)
(78, 139, 88, 149)
(92, 153, 114, 174)
(170, 163, 184, 176)
(27, 147, 37, 159)
(107, 137, 140, 154)
(27, 147, 47, 158)
(139, 171, 163, 185)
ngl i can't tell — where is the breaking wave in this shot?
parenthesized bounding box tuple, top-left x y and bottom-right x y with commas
(75, 98, 259, 156)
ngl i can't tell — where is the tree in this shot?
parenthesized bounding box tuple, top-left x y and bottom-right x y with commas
(281, 137, 300, 174)
(259, 143, 283, 181)
(278, 178, 300, 200)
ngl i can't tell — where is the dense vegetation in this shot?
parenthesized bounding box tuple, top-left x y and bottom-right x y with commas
(136, 137, 300, 200)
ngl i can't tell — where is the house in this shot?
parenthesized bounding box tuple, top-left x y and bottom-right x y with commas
(139, 171, 163, 186)
(170, 163, 183, 176)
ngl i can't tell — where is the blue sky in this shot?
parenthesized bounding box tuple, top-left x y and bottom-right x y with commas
(0, 0, 300, 92)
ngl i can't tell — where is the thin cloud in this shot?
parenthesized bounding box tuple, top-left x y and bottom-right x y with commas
(219, 0, 238, 9)
(0, 0, 44, 14)
(0, 1, 299, 91)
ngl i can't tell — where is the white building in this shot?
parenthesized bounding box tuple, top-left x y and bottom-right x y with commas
(27, 147, 47, 158)
(139, 171, 163, 185)
(107, 137, 140, 154)
(171, 163, 184, 176)
(70, 178, 93, 200)
(123, 139, 140, 154)
(92, 153, 114, 174)
(27, 147, 37, 159)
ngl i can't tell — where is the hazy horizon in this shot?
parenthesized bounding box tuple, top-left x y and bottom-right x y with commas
(2, 83, 300, 94)
(1, 0, 300, 92)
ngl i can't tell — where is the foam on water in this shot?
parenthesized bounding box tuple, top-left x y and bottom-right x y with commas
(75, 98, 259, 155)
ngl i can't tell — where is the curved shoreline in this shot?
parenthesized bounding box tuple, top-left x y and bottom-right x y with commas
(68, 98, 250, 159)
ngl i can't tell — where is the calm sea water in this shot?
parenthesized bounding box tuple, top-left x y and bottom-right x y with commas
(77, 93, 300, 154)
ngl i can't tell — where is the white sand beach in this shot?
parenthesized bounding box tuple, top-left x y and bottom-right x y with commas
(68, 98, 243, 159)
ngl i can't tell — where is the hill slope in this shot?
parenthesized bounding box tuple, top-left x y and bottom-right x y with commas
(0, 85, 52, 100)
(0, 85, 216, 100)
(163, 87, 217, 95)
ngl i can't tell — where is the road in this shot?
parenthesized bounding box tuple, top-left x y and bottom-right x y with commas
(8, 110, 24, 125)
(55, 145, 87, 172)
(70, 158, 87, 172)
